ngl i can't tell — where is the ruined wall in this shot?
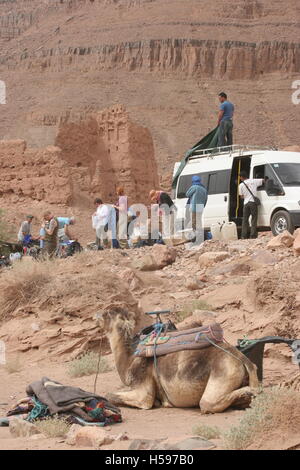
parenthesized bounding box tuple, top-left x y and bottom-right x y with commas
(55, 105, 159, 204)
(0, 140, 72, 204)
(0, 106, 159, 207)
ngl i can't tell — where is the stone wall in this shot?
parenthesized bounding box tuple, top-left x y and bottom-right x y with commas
(0, 106, 159, 207)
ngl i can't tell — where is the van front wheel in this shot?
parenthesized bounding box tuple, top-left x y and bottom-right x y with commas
(271, 210, 294, 236)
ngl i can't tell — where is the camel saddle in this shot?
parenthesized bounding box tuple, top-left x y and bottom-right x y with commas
(134, 323, 223, 358)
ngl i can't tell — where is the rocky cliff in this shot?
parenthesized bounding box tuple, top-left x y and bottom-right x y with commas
(0, 106, 159, 207)
(0, 0, 299, 198)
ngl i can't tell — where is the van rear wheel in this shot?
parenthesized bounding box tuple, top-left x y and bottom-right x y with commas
(271, 210, 294, 236)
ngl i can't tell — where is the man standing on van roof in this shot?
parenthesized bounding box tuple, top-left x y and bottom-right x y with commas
(239, 171, 264, 239)
(217, 92, 234, 148)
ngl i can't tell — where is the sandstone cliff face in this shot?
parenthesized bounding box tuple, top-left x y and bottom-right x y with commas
(0, 106, 159, 207)
(1, 39, 299, 80)
(0, 0, 299, 188)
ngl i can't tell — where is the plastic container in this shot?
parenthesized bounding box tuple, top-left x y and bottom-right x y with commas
(220, 221, 238, 241)
(211, 223, 223, 241)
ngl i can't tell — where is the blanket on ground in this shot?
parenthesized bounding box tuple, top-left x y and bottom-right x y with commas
(25, 377, 122, 424)
(134, 323, 223, 358)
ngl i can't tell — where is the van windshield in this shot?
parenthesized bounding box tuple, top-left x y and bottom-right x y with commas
(271, 163, 300, 186)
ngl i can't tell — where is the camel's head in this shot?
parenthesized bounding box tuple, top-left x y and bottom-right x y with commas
(98, 306, 135, 339)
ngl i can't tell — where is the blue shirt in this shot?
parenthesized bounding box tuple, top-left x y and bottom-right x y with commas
(186, 185, 208, 213)
(220, 101, 234, 121)
(57, 217, 71, 229)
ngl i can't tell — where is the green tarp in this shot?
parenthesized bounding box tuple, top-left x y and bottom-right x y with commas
(172, 126, 219, 190)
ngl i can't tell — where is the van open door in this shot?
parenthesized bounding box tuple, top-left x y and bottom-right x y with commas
(229, 156, 252, 227)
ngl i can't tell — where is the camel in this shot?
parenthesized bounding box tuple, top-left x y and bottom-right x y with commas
(99, 307, 259, 413)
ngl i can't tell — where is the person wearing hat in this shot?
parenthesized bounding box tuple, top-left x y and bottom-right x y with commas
(186, 176, 208, 241)
(17, 215, 34, 243)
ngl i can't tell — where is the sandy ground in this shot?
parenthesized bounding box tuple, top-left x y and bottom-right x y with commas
(0, 354, 245, 450)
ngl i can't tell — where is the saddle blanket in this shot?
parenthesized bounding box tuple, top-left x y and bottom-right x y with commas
(134, 323, 223, 358)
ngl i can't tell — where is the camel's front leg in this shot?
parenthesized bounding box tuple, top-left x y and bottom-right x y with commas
(106, 382, 156, 410)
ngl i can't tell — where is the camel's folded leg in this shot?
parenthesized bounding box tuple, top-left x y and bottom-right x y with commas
(106, 383, 156, 410)
(200, 386, 254, 414)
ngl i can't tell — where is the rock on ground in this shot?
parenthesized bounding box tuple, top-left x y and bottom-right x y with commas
(133, 245, 177, 271)
(267, 231, 294, 249)
(9, 418, 41, 438)
(198, 251, 230, 267)
(66, 425, 115, 448)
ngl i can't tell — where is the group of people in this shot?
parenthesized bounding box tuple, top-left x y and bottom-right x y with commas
(17, 212, 76, 257)
(16, 92, 264, 255)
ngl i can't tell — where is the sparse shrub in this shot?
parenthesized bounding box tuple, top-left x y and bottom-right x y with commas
(223, 387, 300, 450)
(4, 356, 22, 374)
(176, 299, 213, 322)
(0, 209, 13, 242)
(35, 416, 71, 438)
(192, 424, 221, 440)
(0, 257, 52, 321)
(67, 351, 112, 378)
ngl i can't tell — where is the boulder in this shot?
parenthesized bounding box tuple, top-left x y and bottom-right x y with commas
(128, 439, 167, 450)
(128, 437, 215, 450)
(198, 251, 230, 267)
(185, 278, 206, 291)
(251, 249, 278, 265)
(165, 437, 215, 450)
(66, 425, 114, 448)
(132, 254, 158, 271)
(208, 262, 250, 277)
(9, 418, 41, 438)
(132, 245, 177, 271)
(151, 244, 177, 268)
(293, 230, 300, 256)
(267, 231, 295, 249)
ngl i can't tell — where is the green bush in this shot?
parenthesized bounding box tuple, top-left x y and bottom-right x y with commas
(192, 424, 221, 440)
(0, 209, 13, 242)
(223, 387, 300, 450)
(35, 416, 71, 438)
(67, 351, 112, 378)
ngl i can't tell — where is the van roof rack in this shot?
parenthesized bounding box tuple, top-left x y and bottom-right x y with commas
(190, 144, 277, 160)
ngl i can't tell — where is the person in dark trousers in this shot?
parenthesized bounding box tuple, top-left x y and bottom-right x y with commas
(149, 190, 177, 240)
(239, 171, 264, 239)
(186, 176, 208, 244)
(217, 92, 234, 148)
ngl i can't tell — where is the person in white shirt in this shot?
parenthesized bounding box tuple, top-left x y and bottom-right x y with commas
(239, 171, 264, 239)
(18, 215, 34, 243)
(92, 198, 109, 249)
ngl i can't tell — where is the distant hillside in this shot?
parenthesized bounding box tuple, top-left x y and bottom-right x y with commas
(0, 0, 299, 188)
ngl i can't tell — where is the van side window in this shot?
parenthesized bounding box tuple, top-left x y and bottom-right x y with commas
(253, 165, 265, 189)
(177, 173, 208, 199)
(208, 170, 231, 195)
(177, 169, 230, 199)
(253, 164, 284, 196)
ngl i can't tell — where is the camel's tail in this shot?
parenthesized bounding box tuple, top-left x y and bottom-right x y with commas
(224, 342, 260, 390)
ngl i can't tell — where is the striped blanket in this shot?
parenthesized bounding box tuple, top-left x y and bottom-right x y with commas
(134, 323, 223, 358)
